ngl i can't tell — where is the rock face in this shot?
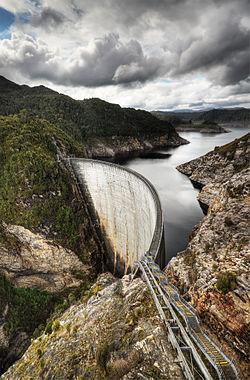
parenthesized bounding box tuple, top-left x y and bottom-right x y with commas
(176, 120, 227, 133)
(86, 130, 188, 160)
(0, 223, 91, 293)
(167, 133, 250, 375)
(2, 273, 184, 380)
(0, 224, 92, 375)
(177, 133, 250, 207)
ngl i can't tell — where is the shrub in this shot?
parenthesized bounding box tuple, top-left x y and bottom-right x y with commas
(216, 272, 237, 294)
(52, 319, 60, 332)
(224, 216, 234, 227)
(108, 350, 141, 378)
(96, 340, 112, 372)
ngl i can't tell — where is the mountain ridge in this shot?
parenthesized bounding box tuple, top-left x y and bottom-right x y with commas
(153, 107, 249, 126)
(0, 75, 187, 159)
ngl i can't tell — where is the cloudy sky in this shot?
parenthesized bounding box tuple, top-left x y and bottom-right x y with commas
(0, 0, 249, 110)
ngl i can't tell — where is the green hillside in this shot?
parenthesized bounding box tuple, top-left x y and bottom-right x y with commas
(0, 111, 92, 256)
(0, 76, 173, 141)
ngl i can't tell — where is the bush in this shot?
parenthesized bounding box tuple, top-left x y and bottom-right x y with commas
(52, 319, 60, 332)
(224, 216, 234, 227)
(216, 272, 237, 294)
(96, 340, 112, 372)
(108, 350, 141, 378)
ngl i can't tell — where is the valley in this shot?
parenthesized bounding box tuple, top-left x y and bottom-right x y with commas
(0, 76, 249, 379)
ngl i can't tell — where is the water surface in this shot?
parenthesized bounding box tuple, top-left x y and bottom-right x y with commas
(123, 128, 249, 262)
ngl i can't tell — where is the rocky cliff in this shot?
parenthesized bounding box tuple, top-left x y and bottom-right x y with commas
(0, 223, 96, 374)
(167, 133, 250, 375)
(0, 223, 91, 293)
(2, 273, 184, 380)
(175, 120, 227, 133)
(177, 133, 249, 208)
(86, 130, 187, 160)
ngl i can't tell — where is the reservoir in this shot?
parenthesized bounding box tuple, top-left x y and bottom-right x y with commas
(122, 127, 249, 262)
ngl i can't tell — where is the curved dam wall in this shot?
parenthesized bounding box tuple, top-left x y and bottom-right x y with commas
(70, 159, 165, 274)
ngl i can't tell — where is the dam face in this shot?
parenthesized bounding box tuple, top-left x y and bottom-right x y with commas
(70, 159, 165, 274)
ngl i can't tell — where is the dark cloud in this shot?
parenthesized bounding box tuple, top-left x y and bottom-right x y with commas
(29, 7, 66, 29)
(64, 33, 162, 86)
(219, 51, 250, 85)
(0, 0, 249, 108)
(0, 33, 162, 87)
(174, 13, 249, 85)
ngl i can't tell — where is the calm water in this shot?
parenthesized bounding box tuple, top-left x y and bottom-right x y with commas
(123, 128, 249, 262)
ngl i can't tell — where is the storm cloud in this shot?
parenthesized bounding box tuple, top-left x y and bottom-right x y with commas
(0, 32, 162, 86)
(0, 0, 249, 109)
(29, 7, 66, 30)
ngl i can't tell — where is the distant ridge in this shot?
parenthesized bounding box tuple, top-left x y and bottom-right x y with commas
(153, 107, 249, 125)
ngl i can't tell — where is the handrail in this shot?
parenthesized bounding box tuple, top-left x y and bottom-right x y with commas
(139, 255, 240, 380)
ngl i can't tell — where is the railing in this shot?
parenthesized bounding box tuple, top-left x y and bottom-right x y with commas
(136, 254, 240, 380)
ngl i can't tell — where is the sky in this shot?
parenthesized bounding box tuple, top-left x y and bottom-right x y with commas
(0, 0, 249, 111)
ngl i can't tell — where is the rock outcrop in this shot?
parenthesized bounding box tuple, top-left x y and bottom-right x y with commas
(167, 133, 250, 375)
(86, 130, 188, 160)
(0, 224, 93, 375)
(176, 120, 227, 133)
(177, 133, 250, 207)
(2, 273, 184, 380)
(0, 223, 91, 293)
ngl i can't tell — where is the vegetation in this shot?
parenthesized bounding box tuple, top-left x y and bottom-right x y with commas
(0, 274, 58, 335)
(152, 107, 250, 125)
(0, 76, 173, 142)
(216, 272, 237, 294)
(0, 111, 89, 254)
(0, 110, 99, 371)
(153, 111, 227, 131)
(0, 76, 176, 373)
(201, 108, 250, 124)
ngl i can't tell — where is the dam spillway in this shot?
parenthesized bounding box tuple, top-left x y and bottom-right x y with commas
(70, 159, 165, 274)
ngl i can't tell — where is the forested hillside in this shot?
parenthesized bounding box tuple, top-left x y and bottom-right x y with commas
(0, 76, 173, 141)
(153, 107, 249, 126)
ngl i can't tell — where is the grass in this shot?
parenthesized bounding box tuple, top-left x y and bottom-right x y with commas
(0, 274, 58, 335)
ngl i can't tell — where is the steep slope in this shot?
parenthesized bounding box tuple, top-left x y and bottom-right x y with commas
(177, 133, 249, 208)
(0, 112, 103, 373)
(2, 273, 184, 380)
(0, 76, 186, 158)
(167, 133, 250, 375)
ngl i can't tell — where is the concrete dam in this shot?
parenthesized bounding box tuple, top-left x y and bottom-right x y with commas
(70, 158, 165, 274)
